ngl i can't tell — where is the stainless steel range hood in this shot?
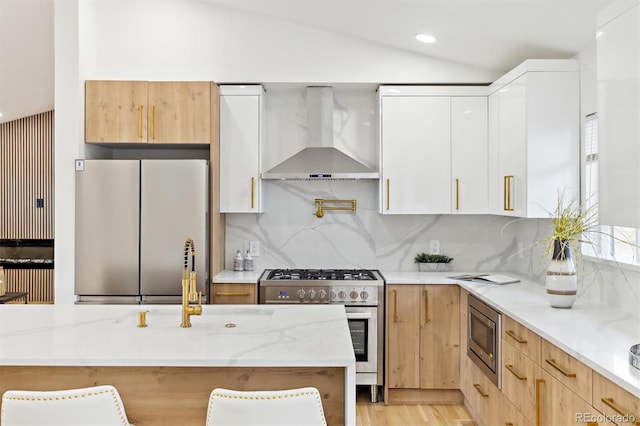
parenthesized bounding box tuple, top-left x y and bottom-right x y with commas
(261, 87, 379, 180)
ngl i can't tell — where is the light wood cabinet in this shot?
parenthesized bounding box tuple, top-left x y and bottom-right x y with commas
(502, 315, 541, 364)
(210, 283, 257, 304)
(85, 80, 212, 144)
(385, 284, 460, 403)
(219, 85, 264, 213)
(593, 371, 640, 426)
(541, 338, 593, 403)
(487, 60, 580, 218)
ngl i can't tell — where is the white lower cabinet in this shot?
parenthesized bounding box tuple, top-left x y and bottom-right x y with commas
(219, 85, 263, 213)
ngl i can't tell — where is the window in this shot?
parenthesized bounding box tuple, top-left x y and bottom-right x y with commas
(583, 113, 640, 265)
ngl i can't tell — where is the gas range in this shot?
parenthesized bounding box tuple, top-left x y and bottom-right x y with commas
(259, 268, 384, 305)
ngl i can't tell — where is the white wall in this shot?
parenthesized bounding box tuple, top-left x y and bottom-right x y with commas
(54, 0, 500, 303)
(513, 42, 640, 315)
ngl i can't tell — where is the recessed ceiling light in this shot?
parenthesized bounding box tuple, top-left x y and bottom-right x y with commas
(415, 34, 437, 44)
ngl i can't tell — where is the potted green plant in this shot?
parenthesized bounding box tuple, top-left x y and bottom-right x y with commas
(414, 253, 454, 272)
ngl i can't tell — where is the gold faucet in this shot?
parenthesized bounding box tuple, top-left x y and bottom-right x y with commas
(181, 237, 202, 328)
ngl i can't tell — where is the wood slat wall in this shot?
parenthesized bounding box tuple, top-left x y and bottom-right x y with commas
(5, 269, 54, 303)
(0, 111, 55, 239)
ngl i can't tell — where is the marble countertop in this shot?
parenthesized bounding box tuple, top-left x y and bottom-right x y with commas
(212, 270, 262, 283)
(0, 304, 355, 368)
(381, 270, 640, 398)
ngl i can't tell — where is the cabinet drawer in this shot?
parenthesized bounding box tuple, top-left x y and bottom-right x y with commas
(502, 315, 541, 363)
(502, 341, 537, 423)
(210, 283, 257, 304)
(541, 339, 592, 403)
(593, 371, 640, 426)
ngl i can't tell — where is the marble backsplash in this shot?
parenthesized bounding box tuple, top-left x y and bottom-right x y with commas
(225, 180, 520, 272)
(225, 180, 640, 315)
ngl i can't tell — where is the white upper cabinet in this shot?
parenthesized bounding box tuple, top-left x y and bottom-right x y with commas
(379, 86, 488, 215)
(379, 93, 451, 214)
(451, 97, 488, 214)
(219, 85, 264, 213)
(597, 1, 640, 227)
(488, 60, 580, 218)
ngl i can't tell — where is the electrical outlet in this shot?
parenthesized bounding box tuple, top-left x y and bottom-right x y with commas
(429, 240, 440, 254)
(75, 159, 84, 171)
(249, 241, 260, 257)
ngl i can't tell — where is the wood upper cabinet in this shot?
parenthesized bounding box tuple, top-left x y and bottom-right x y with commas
(85, 81, 212, 144)
(386, 284, 460, 392)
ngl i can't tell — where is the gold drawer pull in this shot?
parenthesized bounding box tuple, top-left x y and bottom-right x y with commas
(251, 177, 255, 209)
(393, 289, 398, 323)
(535, 378, 545, 426)
(506, 329, 527, 344)
(545, 358, 576, 377)
(601, 397, 639, 424)
(505, 423, 514, 426)
(215, 292, 250, 297)
(386, 179, 390, 210)
(423, 289, 430, 324)
(505, 364, 527, 381)
(473, 383, 489, 398)
(138, 105, 143, 139)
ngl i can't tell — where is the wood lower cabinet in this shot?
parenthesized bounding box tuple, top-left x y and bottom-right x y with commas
(85, 80, 212, 144)
(210, 283, 257, 304)
(385, 284, 460, 404)
(592, 372, 640, 426)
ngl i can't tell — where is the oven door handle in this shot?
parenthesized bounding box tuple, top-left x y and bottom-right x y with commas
(345, 312, 373, 320)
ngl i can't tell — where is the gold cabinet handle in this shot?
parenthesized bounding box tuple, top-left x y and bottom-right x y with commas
(545, 358, 576, 377)
(150, 105, 155, 140)
(503, 175, 515, 211)
(215, 292, 250, 297)
(386, 178, 390, 210)
(455, 178, 460, 210)
(393, 289, 398, 323)
(601, 397, 640, 424)
(506, 329, 528, 344)
(251, 177, 255, 209)
(505, 423, 514, 426)
(505, 364, 527, 381)
(473, 383, 489, 398)
(535, 378, 545, 426)
(138, 105, 143, 139)
(423, 289, 430, 324)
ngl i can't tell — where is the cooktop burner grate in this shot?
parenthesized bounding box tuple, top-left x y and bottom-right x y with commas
(265, 268, 377, 281)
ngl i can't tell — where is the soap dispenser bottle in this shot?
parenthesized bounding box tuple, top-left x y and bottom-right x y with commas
(233, 250, 244, 271)
(244, 250, 254, 271)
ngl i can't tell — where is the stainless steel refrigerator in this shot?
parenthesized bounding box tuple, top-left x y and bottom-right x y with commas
(75, 159, 209, 304)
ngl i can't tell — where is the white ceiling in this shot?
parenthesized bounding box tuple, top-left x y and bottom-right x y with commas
(0, 0, 613, 124)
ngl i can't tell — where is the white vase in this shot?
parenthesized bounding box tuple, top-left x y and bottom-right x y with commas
(546, 240, 577, 308)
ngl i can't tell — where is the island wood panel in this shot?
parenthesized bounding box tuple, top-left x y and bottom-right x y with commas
(5, 269, 53, 303)
(0, 366, 344, 426)
(0, 111, 54, 239)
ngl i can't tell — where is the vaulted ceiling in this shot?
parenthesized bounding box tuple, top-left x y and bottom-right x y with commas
(0, 0, 612, 124)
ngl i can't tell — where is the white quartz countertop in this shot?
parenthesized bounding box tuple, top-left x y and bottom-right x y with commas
(212, 270, 262, 283)
(381, 270, 640, 398)
(0, 304, 355, 368)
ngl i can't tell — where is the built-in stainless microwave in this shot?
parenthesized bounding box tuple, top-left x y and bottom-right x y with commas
(468, 294, 502, 389)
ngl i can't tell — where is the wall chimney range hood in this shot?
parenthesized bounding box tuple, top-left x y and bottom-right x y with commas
(261, 86, 379, 180)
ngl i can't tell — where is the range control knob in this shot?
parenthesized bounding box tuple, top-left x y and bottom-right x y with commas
(308, 289, 317, 300)
(360, 290, 369, 300)
(330, 290, 337, 300)
(338, 291, 347, 300)
(350, 291, 359, 300)
(296, 289, 306, 300)
(318, 289, 327, 300)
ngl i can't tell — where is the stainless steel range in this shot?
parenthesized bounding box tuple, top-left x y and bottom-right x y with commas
(259, 268, 384, 402)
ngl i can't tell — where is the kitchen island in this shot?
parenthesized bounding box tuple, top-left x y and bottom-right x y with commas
(0, 304, 356, 426)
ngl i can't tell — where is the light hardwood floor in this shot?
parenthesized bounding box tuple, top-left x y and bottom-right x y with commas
(356, 388, 475, 426)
